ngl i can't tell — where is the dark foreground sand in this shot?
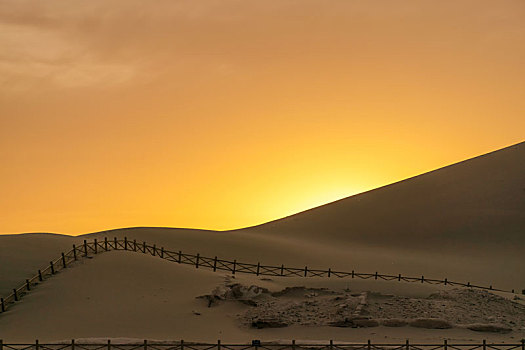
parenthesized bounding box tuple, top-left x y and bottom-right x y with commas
(0, 251, 523, 343)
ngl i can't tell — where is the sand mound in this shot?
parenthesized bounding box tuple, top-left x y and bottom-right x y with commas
(198, 277, 270, 307)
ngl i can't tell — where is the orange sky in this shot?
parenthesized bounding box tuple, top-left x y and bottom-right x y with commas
(1, 0, 524, 235)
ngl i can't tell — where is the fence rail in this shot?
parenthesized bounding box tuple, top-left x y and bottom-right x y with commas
(0, 237, 522, 315)
(0, 340, 524, 350)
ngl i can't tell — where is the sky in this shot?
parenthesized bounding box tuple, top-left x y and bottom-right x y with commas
(1, 0, 524, 235)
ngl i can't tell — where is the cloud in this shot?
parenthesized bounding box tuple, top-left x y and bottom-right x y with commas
(0, 0, 524, 93)
(0, 1, 147, 91)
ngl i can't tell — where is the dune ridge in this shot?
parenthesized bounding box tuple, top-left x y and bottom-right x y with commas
(244, 141, 525, 253)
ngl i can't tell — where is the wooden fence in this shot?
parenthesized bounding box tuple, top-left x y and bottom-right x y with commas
(0, 237, 522, 315)
(0, 340, 524, 350)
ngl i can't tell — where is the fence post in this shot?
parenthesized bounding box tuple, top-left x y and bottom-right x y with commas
(105, 237, 108, 251)
(94, 239, 98, 254)
(26, 279, 31, 291)
(124, 237, 128, 250)
(144, 339, 147, 350)
(217, 340, 221, 350)
(257, 262, 260, 276)
(196, 254, 200, 268)
(134, 239, 137, 252)
(292, 340, 295, 350)
(73, 245, 77, 260)
(483, 340, 486, 350)
(232, 259, 236, 274)
(405, 339, 409, 350)
(1, 298, 5, 312)
(62, 252, 67, 268)
(281, 264, 284, 276)
(50, 261, 55, 274)
(38, 270, 43, 281)
(304, 266, 308, 277)
(13, 289, 17, 301)
(84, 240, 88, 256)
(143, 242, 147, 253)
(114, 237, 118, 249)
(153, 244, 156, 256)
(444, 339, 447, 350)
(375, 272, 378, 280)
(71, 339, 75, 350)
(0, 339, 2, 350)
(398, 274, 401, 281)
(36, 339, 39, 350)
(330, 340, 333, 350)
(108, 339, 111, 350)
(214, 256, 217, 272)
(421, 276, 424, 283)
(161, 247, 164, 258)
(181, 339, 184, 350)
(521, 339, 525, 350)
(444, 278, 447, 285)
(367, 340, 371, 350)
(328, 268, 331, 277)
(178, 251, 182, 263)
(352, 270, 355, 278)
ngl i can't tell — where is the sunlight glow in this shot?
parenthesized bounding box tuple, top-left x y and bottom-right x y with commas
(1, 0, 524, 234)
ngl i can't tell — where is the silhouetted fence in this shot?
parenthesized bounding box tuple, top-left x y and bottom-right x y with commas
(0, 340, 524, 350)
(1, 237, 522, 315)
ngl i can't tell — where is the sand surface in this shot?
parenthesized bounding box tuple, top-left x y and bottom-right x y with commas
(1, 142, 524, 342)
(0, 250, 524, 343)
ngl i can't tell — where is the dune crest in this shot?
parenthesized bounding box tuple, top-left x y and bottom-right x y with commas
(246, 141, 525, 254)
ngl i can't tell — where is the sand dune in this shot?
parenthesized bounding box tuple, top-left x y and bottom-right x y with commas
(1, 142, 524, 341)
(2, 142, 524, 294)
(1, 228, 521, 296)
(246, 141, 525, 254)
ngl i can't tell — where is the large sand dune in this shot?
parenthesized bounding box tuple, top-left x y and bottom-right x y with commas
(245, 141, 525, 254)
(1, 142, 524, 341)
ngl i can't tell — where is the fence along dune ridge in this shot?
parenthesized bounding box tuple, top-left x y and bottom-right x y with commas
(0, 237, 522, 314)
(0, 340, 524, 350)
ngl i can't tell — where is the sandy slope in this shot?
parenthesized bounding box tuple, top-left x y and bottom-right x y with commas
(0, 233, 79, 296)
(245, 142, 525, 254)
(0, 251, 523, 342)
(1, 142, 524, 341)
(1, 227, 521, 296)
(1, 142, 523, 295)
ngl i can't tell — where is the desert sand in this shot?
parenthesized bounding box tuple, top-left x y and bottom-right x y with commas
(0, 250, 524, 343)
(0, 141, 524, 342)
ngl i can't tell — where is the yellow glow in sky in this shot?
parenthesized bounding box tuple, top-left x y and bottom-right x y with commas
(1, 0, 524, 234)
